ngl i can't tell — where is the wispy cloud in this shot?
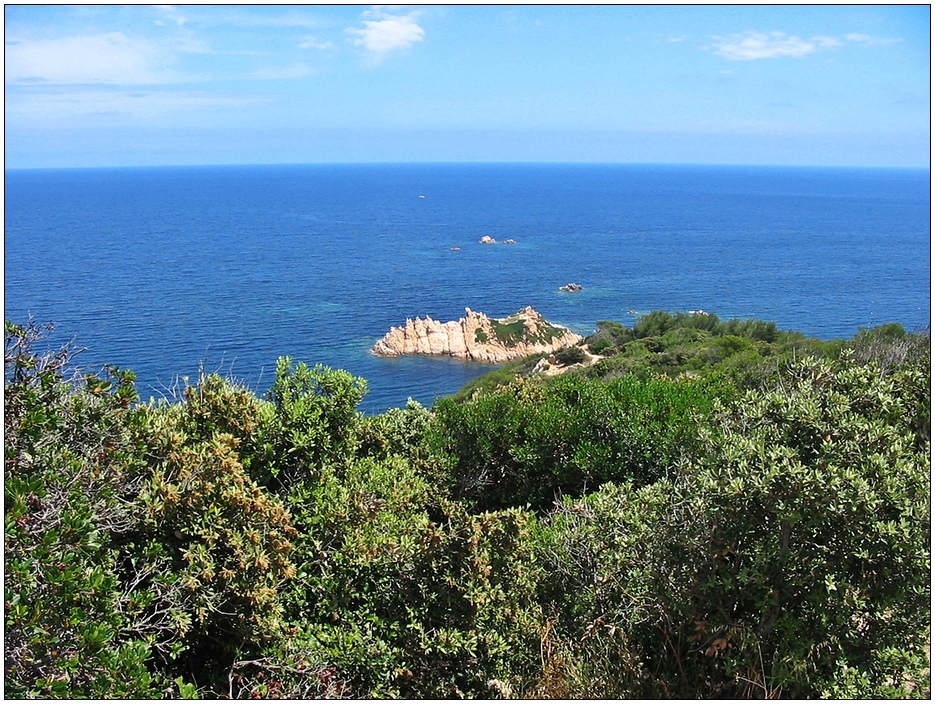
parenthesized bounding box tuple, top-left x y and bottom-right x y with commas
(299, 35, 337, 53)
(845, 33, 903, 46)
(346, 8, 425, 58)
(710, 31, 831, 60)
(153, 5, 187, 27)
(709, 29, 901, 61)
(5, 33, 183, 85)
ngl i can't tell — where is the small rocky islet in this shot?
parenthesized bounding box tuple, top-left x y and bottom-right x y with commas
(371, 306, 582, 363)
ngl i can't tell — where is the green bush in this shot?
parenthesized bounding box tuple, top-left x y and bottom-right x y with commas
(633, 310, 676, 338)
(7, 316, 928, 699)
(140, 403, 299, 664)
(357, 398, 433, 463)
(278, 454, 543, 697)
(4, 322, 186, 698)
(585, 320, 634, 356)
(535, 352, 931, 698)
(252, 357, 367, 491)
(429, 373, 723, 511)
(553, 345, 587, 367)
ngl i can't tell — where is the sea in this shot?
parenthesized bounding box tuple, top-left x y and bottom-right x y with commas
(4, 163, 931, 414)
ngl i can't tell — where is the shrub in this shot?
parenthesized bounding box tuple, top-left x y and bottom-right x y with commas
(171, 370, 271, 462)
(252, 357, 367, 491)
(357, 398, 433, 463)
(849, 323, 929, 373)
(429, 373, 722, 511)
(584, 320, 634, 356)
(633, 310, 676, 338)
(553, 345, 587, 367)
(139, 413, 299, 662)
(4, 321, 186, 698)
(535, 352, 931, 698)
(278, 454, 544, 698)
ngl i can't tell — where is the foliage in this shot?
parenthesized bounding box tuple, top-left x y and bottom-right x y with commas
(487, 310, 565, 347)
(586, 319, 635, 355)
(849, 321, 931, 375)
(449, 310, 833, 396)
(277, 454, 544, 698)
(6, 314, 929, 699)
(552, 344, 587, 367)
(251, 357, 367, 492)
(445, 353, 547, 403)
(429, 372, 723, 511)
(534, 351, 931, 698)
(139, 377, 299, 679)
(226, 649, 351, 699)
(4, 321, 186, 698)
(570, 309, 845, 387)
(357, 398, 433, 463)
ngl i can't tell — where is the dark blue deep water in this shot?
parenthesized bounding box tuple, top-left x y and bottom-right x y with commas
(5, 164, 930, 413)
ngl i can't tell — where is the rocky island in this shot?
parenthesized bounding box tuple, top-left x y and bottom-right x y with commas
(371, 306, 583, 363)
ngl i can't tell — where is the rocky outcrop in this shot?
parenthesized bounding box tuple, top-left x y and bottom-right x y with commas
(560, 283, 583, 292)
(371, 307, 583, 363)
(478, 236, 517, 245)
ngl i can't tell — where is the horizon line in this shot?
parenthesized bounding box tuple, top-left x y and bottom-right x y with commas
(5, 160, 930, 172)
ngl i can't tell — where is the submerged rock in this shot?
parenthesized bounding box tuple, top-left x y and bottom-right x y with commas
(371, 307, 583, 363)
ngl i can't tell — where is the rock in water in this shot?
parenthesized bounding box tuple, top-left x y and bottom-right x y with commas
(371, 307, 583, 363)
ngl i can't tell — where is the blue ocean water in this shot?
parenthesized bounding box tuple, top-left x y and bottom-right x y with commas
(4, 163, 930, 413)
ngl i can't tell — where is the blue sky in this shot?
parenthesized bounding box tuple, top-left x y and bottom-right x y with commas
(4, 4, 930, 168)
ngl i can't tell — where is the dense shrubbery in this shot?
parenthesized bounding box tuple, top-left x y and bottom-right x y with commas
(5, 312, 930, 699)
(536, 352, 931, 698)
(4, 322, 188, 698)
(429, 373, 725, 511)
(579, 310, 846, 385)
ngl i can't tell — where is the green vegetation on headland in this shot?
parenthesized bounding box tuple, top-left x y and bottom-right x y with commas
(449, 309, 901, 401)
(5, 311, 930, 699)
(486, 309, 567, 347)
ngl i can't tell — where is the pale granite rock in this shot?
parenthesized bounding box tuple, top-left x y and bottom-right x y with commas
(371, 307, 583, 363)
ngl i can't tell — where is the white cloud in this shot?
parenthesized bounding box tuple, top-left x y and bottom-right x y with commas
(710, 30, 901, 61)
(154, 5, 187, 27)
(845, 33, 903, 46)
(299, 35, 337, 52)
(812, 35, 843, 49)
(346, 10, 425, 55)
(711, 31, 821, 60)
(5, 33, 179, 85)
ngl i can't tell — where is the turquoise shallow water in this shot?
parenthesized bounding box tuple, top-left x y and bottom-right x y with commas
(4, 163, 930, 413)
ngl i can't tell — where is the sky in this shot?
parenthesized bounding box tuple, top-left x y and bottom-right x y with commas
(3, 3, 931, 168)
